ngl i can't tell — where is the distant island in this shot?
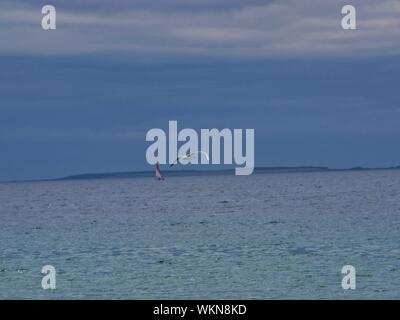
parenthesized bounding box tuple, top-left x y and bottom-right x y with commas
(54, 165, 400, 182)
(3, 165, 399, 183)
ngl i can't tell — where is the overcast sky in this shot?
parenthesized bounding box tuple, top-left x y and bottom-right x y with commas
(1, 0, 400, 180)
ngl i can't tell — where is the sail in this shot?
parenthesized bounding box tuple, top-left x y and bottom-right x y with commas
(156, 162, 164, 180)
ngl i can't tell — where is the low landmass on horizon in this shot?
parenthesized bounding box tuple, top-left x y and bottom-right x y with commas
(4, 165, 399, 183)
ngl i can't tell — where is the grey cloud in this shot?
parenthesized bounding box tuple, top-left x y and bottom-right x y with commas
(0, 0, 399, 57)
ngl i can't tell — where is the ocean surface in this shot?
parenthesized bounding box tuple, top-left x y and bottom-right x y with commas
(1, 170, 399, 299)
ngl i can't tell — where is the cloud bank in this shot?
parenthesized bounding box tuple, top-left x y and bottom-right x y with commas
(0, 0, 400, 57)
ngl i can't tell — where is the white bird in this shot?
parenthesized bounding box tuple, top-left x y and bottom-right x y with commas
(170, 151, 209, 167)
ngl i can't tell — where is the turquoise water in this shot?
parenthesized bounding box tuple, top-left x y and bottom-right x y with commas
(1, 170, 399, 299)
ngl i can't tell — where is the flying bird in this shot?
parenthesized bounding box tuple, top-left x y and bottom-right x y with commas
(170, 151, 209, 167)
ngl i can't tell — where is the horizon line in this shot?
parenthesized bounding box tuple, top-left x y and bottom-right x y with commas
(2, 165, 400, 184)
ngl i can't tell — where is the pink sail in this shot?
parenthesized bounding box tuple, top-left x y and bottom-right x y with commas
(155, 162, 164, 180)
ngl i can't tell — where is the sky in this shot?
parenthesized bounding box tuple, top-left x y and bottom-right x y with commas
(1, 0, 400, 181)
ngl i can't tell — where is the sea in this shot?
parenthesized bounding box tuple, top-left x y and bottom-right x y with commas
(1, 170, 399, 299)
